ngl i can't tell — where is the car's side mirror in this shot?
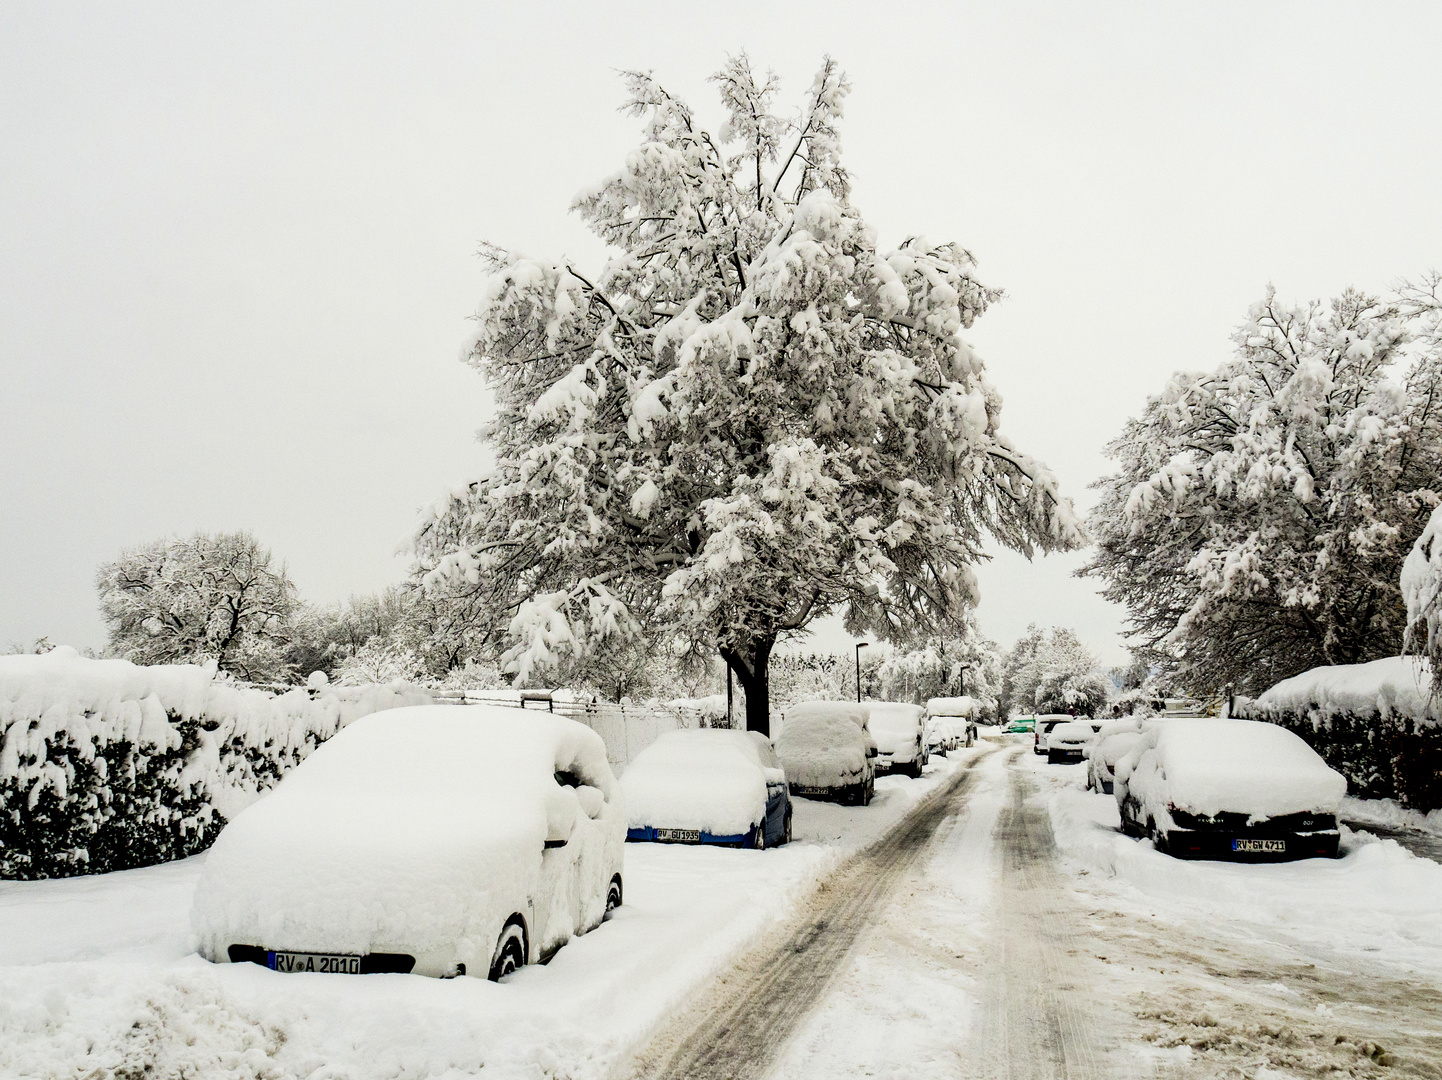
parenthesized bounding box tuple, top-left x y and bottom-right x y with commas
(866, 745, 878, 758)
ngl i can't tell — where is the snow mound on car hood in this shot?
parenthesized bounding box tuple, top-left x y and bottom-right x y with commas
(620, 729, 779, 835)
(191, 705, 619, 968)
(1118, 718, 1346, 820)
(776, 714, 869, 790)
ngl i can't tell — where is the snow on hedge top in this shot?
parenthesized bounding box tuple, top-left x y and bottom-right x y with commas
(776, 712, 870, 790)
(1252, 656, 1437, 724)
(1117, 718, 1346, 820)
(193, 705, 619, 964)
(866, 703, 924, 754)
(925, 696, 976, 717)
(621, 729, 782, 835)
(786, 700, 870, 728)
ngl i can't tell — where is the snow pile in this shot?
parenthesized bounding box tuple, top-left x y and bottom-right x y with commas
(621, 729, 781, 835)
(1245, 657, 1442, 811)
(1116, 719, 1346, 823)
(925, 696, 976, 717)
(775, 709, 871, 792)
(866, 703, 925, 760)
(1253, 656, 1437, 723)
(0, 648, 432, 879)
(193, 705, 624, 976)
(1340, 796, 1442, 837)
(665, 695, 730, 724)
(1048, 781, 1442, 977)
(784, 700, 870, 729)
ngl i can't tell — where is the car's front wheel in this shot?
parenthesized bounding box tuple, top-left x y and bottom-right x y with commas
(783, 808, 792, 845)
(488, 921, 527, 981)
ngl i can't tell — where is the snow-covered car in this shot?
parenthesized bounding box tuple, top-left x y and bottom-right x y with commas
(1086, 723, 1145, 794)
(1115, 718, 1345, 861)
(1045, 721, 1096, 765)
(926, 697, 978, 748)
(193, 705, 626, 980)
(925, 717, 960, 753)
(867, 702, 928, 778)
(776, 700, 876, 806)
(1032, 714, 1077, 755)
(621, 729, 791, 848)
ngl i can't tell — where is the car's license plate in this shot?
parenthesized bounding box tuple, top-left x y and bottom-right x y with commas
(796, 786, 831, 796)
(656, 828, 701, 842)
(1232, 838, 1285, 853)
(268, 950, 361, 974)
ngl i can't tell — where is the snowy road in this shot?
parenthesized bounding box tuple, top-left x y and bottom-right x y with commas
(629, 743, 1442, 1080)
(4, 741, 1441, 1078)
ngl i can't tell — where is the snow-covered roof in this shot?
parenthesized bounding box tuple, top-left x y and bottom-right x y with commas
(620, 729, 782, 835)
(925, 696, 976, 717)
(1252, 656, 1437, 724)
(786, 700, 870, 729)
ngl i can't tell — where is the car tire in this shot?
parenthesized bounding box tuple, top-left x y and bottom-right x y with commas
(755, 821, 767, 851)
(488, 921, 527, 982)
(605, 875, 623, 917)
(783, 809, 792, 845)
(863, 778, 874, 806)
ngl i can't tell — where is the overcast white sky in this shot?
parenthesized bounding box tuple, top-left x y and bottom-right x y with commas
(3, 2, 1440, 667)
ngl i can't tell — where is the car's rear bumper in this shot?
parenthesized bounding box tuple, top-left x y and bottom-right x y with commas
(626, 825, 757, 847)
(1161, 828, 1340, 862)
(1048, 747, 1085, 763)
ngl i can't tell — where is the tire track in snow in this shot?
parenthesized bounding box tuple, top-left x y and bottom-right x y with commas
(979, 750, 1102, 1080)
(622, 747, 1000, 1080)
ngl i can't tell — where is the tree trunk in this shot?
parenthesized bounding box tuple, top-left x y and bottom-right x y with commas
(721, 637, 774, 737)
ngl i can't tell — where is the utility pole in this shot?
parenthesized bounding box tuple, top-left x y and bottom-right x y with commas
(855, 641, 869, 703)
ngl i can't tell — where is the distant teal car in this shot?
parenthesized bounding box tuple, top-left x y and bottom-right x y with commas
(1007, 716, 1036, 734)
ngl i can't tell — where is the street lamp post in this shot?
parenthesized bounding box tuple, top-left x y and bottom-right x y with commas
(855, 642, 869, 703)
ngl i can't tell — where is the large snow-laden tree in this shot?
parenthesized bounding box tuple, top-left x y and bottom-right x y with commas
(1399, 272, 1442, 699)
(999, 624, 1107, 716)
(1085, 285, 1442, 695)
(96, 531, 299, 682)
(414, 57, 1080, 733)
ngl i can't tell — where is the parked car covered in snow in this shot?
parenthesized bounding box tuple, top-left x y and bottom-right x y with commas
(1032, 714, 1076, 755)
(776, 700, 876, 806)
(192, 705, 626, 980)
(1045, 721, 1096, 764)
(926, 697, 978, 747)
(867, 702, 928, 778)
(621, 729, 791, 848)
(1114, 718, 1345, 861)
(1086, 722, 1145, 794)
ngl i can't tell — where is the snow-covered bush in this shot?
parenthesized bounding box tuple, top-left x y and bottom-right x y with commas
(1086, 285, 1442, 694)
(0, 648, 431, 879)
(412, 55, 1079, 735)
(1242, 656, 1442, 810)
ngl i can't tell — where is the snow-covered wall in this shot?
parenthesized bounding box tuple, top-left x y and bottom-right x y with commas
(1243, 656, 1442, 811)
(0, 648, 432, 879)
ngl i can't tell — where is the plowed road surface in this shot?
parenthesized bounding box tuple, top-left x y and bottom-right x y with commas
(622, 745, 1442, 1080)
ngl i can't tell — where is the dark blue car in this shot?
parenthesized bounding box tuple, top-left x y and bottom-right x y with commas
(620, 729, 793, 849)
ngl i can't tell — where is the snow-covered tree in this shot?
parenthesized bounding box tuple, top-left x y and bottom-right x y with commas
(96, 532, 299, 681)
(1400, 272, 1442, 700)
(1000, 624, 1106, 716)
(1085, 286, 1442, 695)
(875, 625, 1002, 715)
(413, 57, 1080, 733)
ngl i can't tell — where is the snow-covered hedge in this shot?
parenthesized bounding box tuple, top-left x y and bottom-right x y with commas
(1243, 657, 1442, 811)
(0, 648, 431, 879)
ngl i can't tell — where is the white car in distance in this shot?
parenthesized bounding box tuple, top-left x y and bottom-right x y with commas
(867, 702, 928, 778)
(1045, 721, 1097, 764)
(192, 705, 626, 980)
